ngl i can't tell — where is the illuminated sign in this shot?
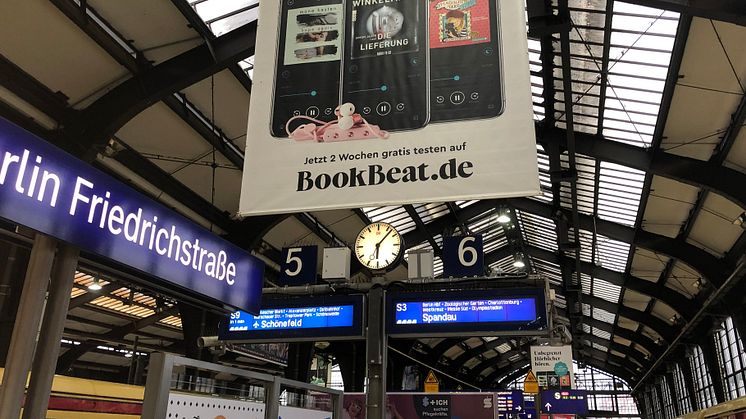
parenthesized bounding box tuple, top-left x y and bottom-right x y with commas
(229, 305, 354, 331)
(219, 295, 365, 342)
(496, 391, 525, 415)
(393, 298, 537, 324)
(539, 390, 588, 414)
(387, 288, 548, 337)
(0, 117, 264, 313)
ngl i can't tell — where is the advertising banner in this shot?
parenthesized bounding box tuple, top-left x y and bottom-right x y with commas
(342, 393, 495, 418)
(387, 393, 496, 419)
(0, 118, 264, 314)
(240, 0, 539, 215)
(530, 345, 574, 389)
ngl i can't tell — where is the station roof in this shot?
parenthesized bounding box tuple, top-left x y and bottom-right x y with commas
(0, 0, 745, 388)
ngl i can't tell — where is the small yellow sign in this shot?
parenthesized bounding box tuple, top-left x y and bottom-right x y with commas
(424, 370, 439, 393)
(524, 370, 539, 394)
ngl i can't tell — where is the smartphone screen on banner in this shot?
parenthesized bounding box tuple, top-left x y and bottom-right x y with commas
(271, 0, 345, 137)
(343, 0, 429, 131)
(429, 0, 504, 122)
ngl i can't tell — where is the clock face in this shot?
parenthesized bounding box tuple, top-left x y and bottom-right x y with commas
(354, 222, 403, 270)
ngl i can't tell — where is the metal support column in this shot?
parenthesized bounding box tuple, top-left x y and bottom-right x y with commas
(141, 352, 175, 419)
(680, 359, 700, 412)
(366, 285, 386, 419)
(265, 378, 281, 419)
(700, 336, 726, 403)
(22, 245, 79, 419)
(0, 234, 57, 419)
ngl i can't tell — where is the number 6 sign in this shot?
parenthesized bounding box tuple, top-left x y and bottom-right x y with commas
(279, 245, 318, 286)
(442, 235, 484, 278)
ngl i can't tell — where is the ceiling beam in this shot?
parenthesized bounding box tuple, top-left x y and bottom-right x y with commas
(488, 244, 697, 320)
(68, 282, 122, 310)
(62, 21, 257, 155)
(557, 311, 662, 359)
(56, 306, 178, 373)
(450, 338, 511, 371)
(169, 0, 254, 92)
(407, 196, 726, 288)
(495, 364, 531, 388)
(507, 197, 728, 286)
(582, 334, 648, 369)
(0, 54, 74, 123)
(538, 126, 746, 211)
(619, 0, 746, 27)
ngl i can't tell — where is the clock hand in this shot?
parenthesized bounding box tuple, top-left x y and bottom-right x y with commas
(376, 229, 393, 247)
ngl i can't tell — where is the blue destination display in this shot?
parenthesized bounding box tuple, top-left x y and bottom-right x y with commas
(540, 390, 589, 414)
(0, 117, 264, 313)
(387, 288, 548, 337)
(393, 298, 536, 325)
(496, 391, 525, 415)
(219, 295, 365, 343)
(229, 305, 354, 331)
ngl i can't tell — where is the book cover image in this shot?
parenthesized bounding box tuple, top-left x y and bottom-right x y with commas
(429, 0, 491, 49)
(350, 0, 421, 58)
(284, 5, 343, 65)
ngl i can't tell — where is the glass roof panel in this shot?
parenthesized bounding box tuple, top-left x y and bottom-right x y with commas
(363, 206, 417, 235)
(592, 328, 613, 340)
(533, 259, 563, 288)
(602, 2, 679, 147)
(533, 145, 554, 203)
(597, 161, 645, 226)
(516, 211, 558, 252)
(528, 37, 545, 121)
(415, 203, 450, 224)
(576, 230, 631, 272)
(489, 254, 522, 275)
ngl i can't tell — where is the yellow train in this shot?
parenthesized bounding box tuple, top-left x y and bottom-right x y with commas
(0, 368, 143, 419)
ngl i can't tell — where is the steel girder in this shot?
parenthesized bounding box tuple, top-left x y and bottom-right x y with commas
(50, 0, 247, 167)
(62, 21, 257, 155)
(0, 54, 74, 123)
(538, 126, 746, 212)
(549, 287, 678, 342)
(56, 306, 179, 373)
(404, 197, 727, 288)
(581, 334, 648, 369)
(485, 244, 696, 321)
(507, 197, 728, 287)
(168, 0, 254, 92)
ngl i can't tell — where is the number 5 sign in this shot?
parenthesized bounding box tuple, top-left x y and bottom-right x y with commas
(442, 235, 484, 278)
(279, 246, 318, 286)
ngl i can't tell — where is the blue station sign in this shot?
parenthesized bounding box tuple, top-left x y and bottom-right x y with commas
(219, 295, 366, 342)
(0, 117, 264, 313)
(539, 390, 589, 414)
(386, 288, 548, 337)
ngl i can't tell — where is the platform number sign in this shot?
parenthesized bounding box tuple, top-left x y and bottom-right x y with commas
(278, 246, 318, 286)
(442, 235, 484, 277)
